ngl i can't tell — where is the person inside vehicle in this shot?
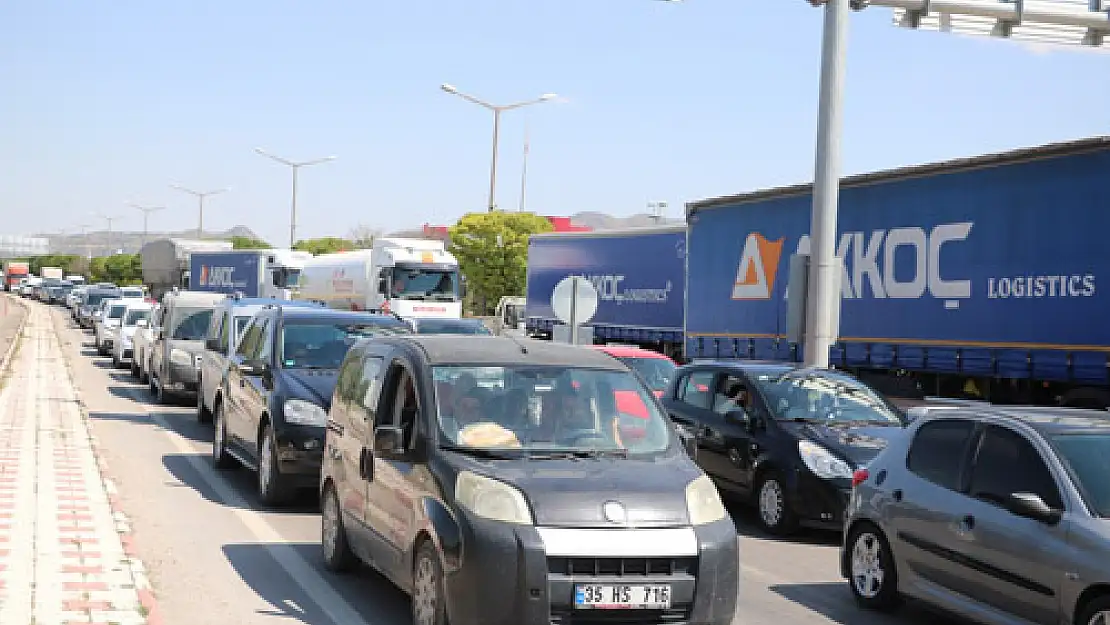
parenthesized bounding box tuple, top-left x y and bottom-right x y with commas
(445, 386, 520, 447)
(534, 380, 625, 448)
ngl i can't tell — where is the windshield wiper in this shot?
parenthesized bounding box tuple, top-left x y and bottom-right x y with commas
(439, 443, 518, 459)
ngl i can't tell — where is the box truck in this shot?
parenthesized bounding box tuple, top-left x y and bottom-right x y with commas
(3, 262, 29, 292)
(140, 238, 235, 300)
(525, 225, 686, 361)
(685, 135, 1110, 407)
(188, 249, 314, 299)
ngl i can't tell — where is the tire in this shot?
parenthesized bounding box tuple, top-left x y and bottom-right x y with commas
(1077, 595, 1110, 625)
(212, 401, 237, 470)
(257, 424, 291, 506)
(196, 381, 213, 424)
(754, 470, 798, 535)
(411, 541, 448, 625)
(846, 523, 901, 612)
(321, 483, 357, 573)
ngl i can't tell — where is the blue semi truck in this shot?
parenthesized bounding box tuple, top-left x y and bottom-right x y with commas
(686, 136, 1110, 407)
(525, 224, 687, 361)
(189, 249, 313, 300)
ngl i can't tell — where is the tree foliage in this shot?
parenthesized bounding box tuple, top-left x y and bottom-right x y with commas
(228, 236, 272, 249)
(12, 254, 84, 276)
(293, 237, 354, 255)
(448, 212, 552, 315)
(89, 254, 142, 285)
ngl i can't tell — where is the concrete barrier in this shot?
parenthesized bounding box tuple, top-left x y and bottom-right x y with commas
(0, 295, 29, 376)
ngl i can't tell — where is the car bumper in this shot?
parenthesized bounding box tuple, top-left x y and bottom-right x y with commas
(275, 427, 325, 488)
(787, 470, 852, 530)
(444, 517, 739, 625)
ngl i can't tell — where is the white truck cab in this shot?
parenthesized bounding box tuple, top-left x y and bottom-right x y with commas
(295, 238, 463, 321)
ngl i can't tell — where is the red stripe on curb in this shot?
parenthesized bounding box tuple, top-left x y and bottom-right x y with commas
(138, 588, 163, 625)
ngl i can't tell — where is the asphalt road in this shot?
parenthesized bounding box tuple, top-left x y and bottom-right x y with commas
(47, 303, 966, 625)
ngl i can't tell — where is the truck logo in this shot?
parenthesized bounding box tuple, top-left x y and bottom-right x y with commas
(198, 265, 237, 287)
(732, 233, 785, 300)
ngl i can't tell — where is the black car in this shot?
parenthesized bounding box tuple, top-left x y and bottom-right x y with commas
(320, 335, 739, 625)
(661, 361, 907, 535)
(210, 305, 412, 505)
(409, 317, 492, 335)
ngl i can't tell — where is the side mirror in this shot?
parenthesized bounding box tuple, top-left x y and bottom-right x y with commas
(377, 278, 388, 294)
(1006, 492, 1063, 525)
(675, 425, 698, 459)
(373, 425, 406, 457)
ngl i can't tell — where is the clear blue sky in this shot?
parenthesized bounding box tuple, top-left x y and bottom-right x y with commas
(1, 0, 1106, 245)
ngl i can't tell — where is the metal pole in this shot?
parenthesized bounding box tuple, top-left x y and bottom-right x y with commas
(290, 166, 299, 248)
(488, 109, 501, 212)
(569, 276, 579, 346)
(802, 0, 850, 368)
(519, 122, 530, 212)
(197, 195, 205, 238)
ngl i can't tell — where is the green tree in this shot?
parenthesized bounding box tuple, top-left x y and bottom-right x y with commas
(294, 237, 354, 255)
(448, 211, 552, 315)
(89, 254, 143, 285)
(228, 236, 272, 249)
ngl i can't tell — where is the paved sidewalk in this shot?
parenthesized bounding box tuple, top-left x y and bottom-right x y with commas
(0, 305, 158, 625)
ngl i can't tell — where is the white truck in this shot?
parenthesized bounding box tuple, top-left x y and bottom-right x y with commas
(41, 267, 64, 281)
(295, 237, 463, 320)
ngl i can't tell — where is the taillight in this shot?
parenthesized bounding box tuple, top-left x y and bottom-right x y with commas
(851, 468, 870, 488)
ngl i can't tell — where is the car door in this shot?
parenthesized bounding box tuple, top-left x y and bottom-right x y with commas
(951, 424, 1067, 625)
(200, 310, 227, 412)
(884, 418, 980, 599)
(237, 317, 274, 458)
(151, 302, 171, 380)
(704, 372, 757, 494)
(225, 318, 264, 450)
(663, 369, 720, 474)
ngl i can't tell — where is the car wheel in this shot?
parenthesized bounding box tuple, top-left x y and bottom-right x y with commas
(212, 402, 237, 470)
(755, 471, 798, 535)
(411, 541, 448, 625)
(258, 425, 290, 506)
(1077, 595, 1110, 625)
(196, 382, 213, 424)
(321, 483, 357, 573)
(847, 523, 900, 611)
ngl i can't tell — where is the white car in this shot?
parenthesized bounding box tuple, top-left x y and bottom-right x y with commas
(94, 299, 128, 356)
(131, 303, 161, 382)
(111, 302, 154, 369)
(67, 286, 88, 310)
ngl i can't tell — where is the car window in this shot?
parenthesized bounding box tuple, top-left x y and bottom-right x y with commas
(906, 419, 977, 491)
(359, 356, 386, 416)
(616, 356, 676, 394)
(969, 425, 1063, 510)
(170, 307, 215, 341)
(1051, 433, 1110, 518)
(236, 319, 263, 358)
(750, 371, 903, 425)
(678, 371, 715, 410)
(217, 314, 231, 352)
(712, 374, 751, 416)
(279, 321, 409, 369)
(108, 304, 127, 319)
(123, 309, 150, 326)
(258, 319, 274, 363)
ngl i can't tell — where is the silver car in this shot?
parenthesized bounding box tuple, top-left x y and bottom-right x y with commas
(842, 404, 1110, 625)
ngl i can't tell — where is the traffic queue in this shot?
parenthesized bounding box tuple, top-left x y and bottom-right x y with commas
(34, 274, 1110, 625)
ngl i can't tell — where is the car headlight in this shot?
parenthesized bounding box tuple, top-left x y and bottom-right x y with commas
(798, 440, 853, 479)
(283, 399, 327, 426)
(455, 471, 533, 525)
(169, 348, 193, 366)
(685, 474, 727, 525)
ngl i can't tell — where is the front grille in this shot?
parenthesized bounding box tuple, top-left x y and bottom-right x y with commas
(550, 606, 692, 625)
(547, 557, 696, 577)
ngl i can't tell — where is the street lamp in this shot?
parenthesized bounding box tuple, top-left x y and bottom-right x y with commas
(129, 202, 166, 247)
(93, 213, 123, 256)
(254, 148, 337, 248)
(441, 83, 558, 212)
(171, 185, 227, 239)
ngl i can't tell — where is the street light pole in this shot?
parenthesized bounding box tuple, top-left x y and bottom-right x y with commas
(440, 84, 558, 212)
(129, 203, 166, 248)
(95, 214, 122, 256)
(519, 121, 530, 212)
(171, 185, 228, 239)
(254, 148, 337, 248)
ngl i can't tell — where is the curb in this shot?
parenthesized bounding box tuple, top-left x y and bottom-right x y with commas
(47, 303, 166, 625)
(0, 294, 29, 376)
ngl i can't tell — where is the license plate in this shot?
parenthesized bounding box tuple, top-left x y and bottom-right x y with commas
(574, 584, 672, 609)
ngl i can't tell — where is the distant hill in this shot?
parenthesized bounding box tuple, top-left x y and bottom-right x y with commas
(43, 225, 265, 256)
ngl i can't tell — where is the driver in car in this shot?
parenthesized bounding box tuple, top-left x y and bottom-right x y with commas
(535, 382, 626, 448)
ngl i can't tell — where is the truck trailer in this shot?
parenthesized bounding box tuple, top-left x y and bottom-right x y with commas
(294, 238, 463, 321)
(685, 135, 1110, 408)
(139, 238, 234, 301)
(188, 249, 314, 299)
(3, 262, 29, 292)
(525, 225, 686, 361)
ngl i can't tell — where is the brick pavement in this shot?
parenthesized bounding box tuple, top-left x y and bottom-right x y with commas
(0, 304, 161, 625)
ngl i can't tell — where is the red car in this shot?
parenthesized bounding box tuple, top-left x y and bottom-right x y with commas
(590, 346, 678, 442)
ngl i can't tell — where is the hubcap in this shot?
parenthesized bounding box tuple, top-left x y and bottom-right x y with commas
(413, 556, 437, 625)
(851, 532, 886, 599)
(322, 490, 339, 559)
(260, 433, 273, 494)
(1090, 611, 1110, 625)
(759, 479, 784, 527)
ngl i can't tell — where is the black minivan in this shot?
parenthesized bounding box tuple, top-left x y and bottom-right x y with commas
(661, 361, 908, 535)
(320, 335, 739, 625)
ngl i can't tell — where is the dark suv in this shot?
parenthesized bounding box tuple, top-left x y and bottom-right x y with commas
(210, 305, 412, 505)
(661, 361, 907, 535)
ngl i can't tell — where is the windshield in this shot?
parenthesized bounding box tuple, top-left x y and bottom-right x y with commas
(752, 371, 903, 425)
(416, 319, 491, 335)
(169, 307, 215, 341)
(85, 292, 118, 307)
(282, 268, 301, 288)
(280, 321, 411, 369)
(121, 288, 144, 298)
(124, 309, 151, 326)
(390, 264, 459, 301)
(234, 316, 252, 339)
(107, 304, 127, 319)
(617, 356, 676, 393)
(1051, 433, 1110, 518)
(433, 365, 674, 455)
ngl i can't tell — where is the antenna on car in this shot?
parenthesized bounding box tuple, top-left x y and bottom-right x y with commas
(503, 330, 529, 355)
